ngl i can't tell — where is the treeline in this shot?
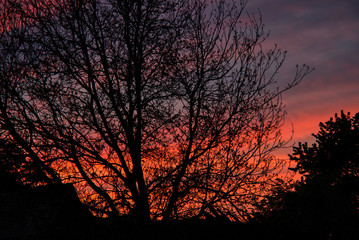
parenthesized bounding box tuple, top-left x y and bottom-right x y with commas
(1, 111, 358, 239)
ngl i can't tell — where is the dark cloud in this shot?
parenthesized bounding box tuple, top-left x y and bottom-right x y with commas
(244, 0, 359, 155)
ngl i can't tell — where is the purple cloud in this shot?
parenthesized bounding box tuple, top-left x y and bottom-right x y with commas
(245, 0, 359, 155)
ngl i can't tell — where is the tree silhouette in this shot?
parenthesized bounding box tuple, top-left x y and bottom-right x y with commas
(0, 136, 27, 191)
(291, 111, 359, 183)
(0, 0, 311, 222)
(0, 134, 52, 190)
(256, 111, 359, 239)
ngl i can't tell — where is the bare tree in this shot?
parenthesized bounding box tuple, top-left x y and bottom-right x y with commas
(0, 0, 311, 222)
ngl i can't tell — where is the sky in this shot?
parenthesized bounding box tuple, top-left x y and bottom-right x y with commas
(246, 0, 359, 158)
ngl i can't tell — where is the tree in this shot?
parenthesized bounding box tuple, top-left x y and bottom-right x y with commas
(291, 111, 359, 184)
(255, 111, 359, 239)
(0, 0, 311, 222)
(0, 132, 52, 190)
(0, 135, 27, 191)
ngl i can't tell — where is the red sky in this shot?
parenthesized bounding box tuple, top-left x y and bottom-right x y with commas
(246, 0, 359, 158)
(3, 0, 358, 160)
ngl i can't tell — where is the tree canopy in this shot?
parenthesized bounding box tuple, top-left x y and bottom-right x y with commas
(291, 111, 359, 184)
(256, 111, 359, 239)
(0, 0, 311, 222)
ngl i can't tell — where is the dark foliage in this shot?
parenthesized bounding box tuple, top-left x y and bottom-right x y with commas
(0, 137, 49, 191)
(255, 111, 359, 239)
(0, 138, 26, 191)
(291, 111, 359, 182)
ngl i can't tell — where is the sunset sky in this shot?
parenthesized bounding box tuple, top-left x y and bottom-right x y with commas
(247, 0, 359, 158)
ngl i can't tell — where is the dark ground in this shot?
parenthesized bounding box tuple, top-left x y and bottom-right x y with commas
(1, 183, 357, 240)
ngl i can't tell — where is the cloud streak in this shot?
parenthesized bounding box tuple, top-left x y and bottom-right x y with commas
(246, 0, 359, 155)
